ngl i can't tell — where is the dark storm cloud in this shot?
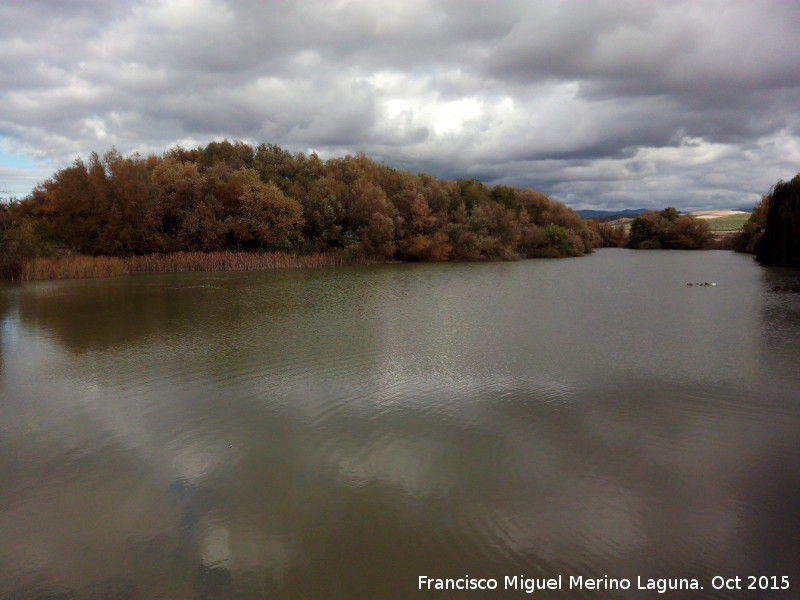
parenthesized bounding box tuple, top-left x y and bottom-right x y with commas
(1, 0, 798, 210)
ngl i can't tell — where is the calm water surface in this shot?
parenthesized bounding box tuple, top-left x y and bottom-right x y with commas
(1, 249, 799, 599)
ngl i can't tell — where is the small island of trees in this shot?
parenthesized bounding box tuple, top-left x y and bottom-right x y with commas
(1, 141, 611, 280)
(626, 207, 710, 250)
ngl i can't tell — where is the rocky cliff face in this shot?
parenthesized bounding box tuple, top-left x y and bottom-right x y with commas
(756, 175, 800, 267)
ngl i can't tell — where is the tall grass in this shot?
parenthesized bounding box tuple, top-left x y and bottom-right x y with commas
(126, 251, 358, 273)
(18, 251, 377, 281)
(22, 255, 129, 280)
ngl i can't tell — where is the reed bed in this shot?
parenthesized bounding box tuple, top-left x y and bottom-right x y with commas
(126, 251, 354, 273)
(22, 255, 130, 281)
(18, 251, 376, 281)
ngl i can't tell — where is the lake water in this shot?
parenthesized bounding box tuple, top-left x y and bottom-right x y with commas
(1, 249, 799, 599)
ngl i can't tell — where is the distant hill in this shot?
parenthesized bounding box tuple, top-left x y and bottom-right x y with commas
(576, 208, 649, 220)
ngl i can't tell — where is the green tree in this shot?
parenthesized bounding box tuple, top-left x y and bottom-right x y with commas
(490, 185, 518, 210)
(627, 208, 709, 250)
(458, 179, 489, 212)
(226, 169, 303, 250)
(296, 176, 345, 251)
(152, 157, 225, 251)
(200, 140, 255, 171)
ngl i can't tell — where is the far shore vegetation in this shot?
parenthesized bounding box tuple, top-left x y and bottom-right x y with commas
(594, 171, 799, 262)
(626, 207, 711, 250)
(2, 140, 797, 280)
(1, 140, 620, 280)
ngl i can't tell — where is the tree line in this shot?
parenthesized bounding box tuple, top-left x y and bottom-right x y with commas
(1, 141, 612, 278)
(626, 207, 710, 250)
(734, 173, 800, 267)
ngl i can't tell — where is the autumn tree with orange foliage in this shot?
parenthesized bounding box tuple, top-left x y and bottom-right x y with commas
(5, 140, 601, 276)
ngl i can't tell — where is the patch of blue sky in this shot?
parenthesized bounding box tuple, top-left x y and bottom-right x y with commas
(0, 140, 50, 198)
(0, 145, 38, 170)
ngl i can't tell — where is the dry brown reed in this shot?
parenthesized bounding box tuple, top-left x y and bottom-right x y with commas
(125, 251, 359, 273)
(18, 251, 376, 281)
(22, 255, 129, 280)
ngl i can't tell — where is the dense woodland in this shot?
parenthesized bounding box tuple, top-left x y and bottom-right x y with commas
(1, 141, 620, 279)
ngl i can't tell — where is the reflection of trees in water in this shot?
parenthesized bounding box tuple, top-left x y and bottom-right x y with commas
(760, 267, 800, 375)
(751, 268, 800, 573)
(13, 278, 237, 354)
(0, 290, 9, 374)
(11, 270, 321, 354)
(737, 439, 800, 573)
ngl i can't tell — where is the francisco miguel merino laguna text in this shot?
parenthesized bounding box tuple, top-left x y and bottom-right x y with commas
(418, 574, 702, 593)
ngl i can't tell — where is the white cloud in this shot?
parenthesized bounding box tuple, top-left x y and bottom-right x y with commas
(1, 0, 799, 210)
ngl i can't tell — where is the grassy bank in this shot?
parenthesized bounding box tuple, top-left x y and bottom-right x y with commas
(19, 251, 375, 281)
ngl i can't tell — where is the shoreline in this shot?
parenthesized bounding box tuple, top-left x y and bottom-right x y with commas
(8, 245, 748, 282)
(13, 251, 383, 282)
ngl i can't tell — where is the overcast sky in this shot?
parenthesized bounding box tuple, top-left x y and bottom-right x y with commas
(2, 0, 799, 211)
